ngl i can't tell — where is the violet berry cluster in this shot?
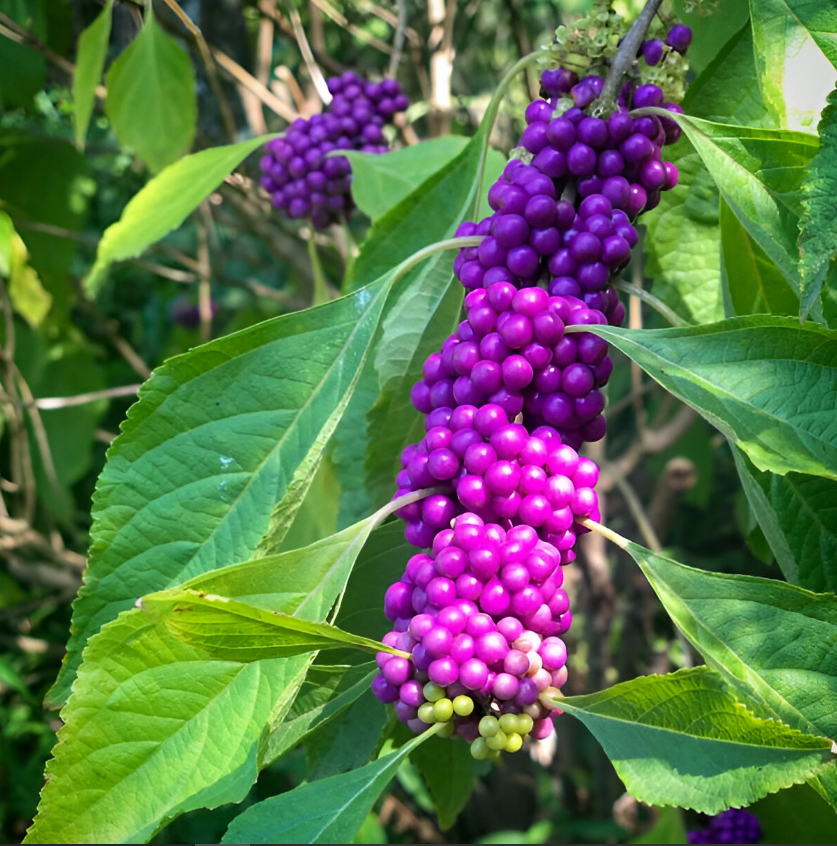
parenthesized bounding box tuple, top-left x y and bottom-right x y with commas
(373, 21, 692, 761)
(259, 72, 408, 230)
(688, 809, 763, 845)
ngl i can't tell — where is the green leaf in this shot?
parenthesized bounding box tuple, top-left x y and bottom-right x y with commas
(48, 280, 389, 707)
(749, 0, 836, 132)
(262, 662, 376, 767)
(553, 666, 832, 814)
(104, 12, 196, 173)
(628, 807, 686, 845)
(8, 232, 51, 327)
(411, 735, 481, 830)
(749, 781, 837, 845)
(0, 209, 12, 276)
(141, 589, 404, 662)
(579, 317, 837, 480)
(221, 727, 439, 844)
(670, 0, 751, 76)
(86, 134, 274, 295)
(28, 517, 379, 843)
(624, 540, 837, 741)
(720, 197, 799, 318)
(798, 88, 837, 314)
(0, 0, 47, 109)
(669, 114, 818, 311)
(72, 0, 112, 147)
(344, 136, 470, 221)
(732, 446, 837, 592)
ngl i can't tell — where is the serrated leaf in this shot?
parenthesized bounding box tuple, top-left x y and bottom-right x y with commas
(749, 0, 836, 132)
(720, 197, 799, 318)
(73, 0, 112, 147)
(85, 134, 274, 295)
(798, 88, 837, 315)
(142, 589, 403, 662)
(668, 114, 818, 312)
(732, 446, 837, 592)
(553, 666, 832, 814)
(221, 728, 439, 844)
(104, 12, 196, 173)
(49, 280, 389, 707)
(580, 317, 837, 480)
(27, 517, 379, 843)
(344, 136, 470, 221)
(624, 540, 837, 741)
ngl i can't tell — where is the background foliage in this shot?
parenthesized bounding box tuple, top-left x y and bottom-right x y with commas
(1, 0, 837, 844)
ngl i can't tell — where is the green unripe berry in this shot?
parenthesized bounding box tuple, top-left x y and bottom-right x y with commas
(437, 720, 455, 738)
(517, 714, 534, 736)
(505, 732, 523, 754)
(486, 730, 508, 751)
(417, 702, 437, 724)
(433, 698, 454, 722)
(498, 713, 520, 734)
(471, 738, 490, 760)
(479, 715, 500, 737)
(423, 682, 446, 702)
(488, 749, 502, 762)
(453, 695, 474, 717)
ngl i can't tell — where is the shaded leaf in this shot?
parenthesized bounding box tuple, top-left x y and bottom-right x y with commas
(554, 666, 832, 814)
(732, 446, 837, 592)
(86, 134, 273, 295)
(73, 0, 112, 147)
(580, 317, 837, 480)
(104, 12, 196, 173)
(221, 727, 439, 844)
(798, 87, 837, 314)
(625, 540, 837, 740)
(8, 232, 51, 327)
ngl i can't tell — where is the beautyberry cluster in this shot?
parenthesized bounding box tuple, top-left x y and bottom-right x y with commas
(688, 809, 763, 845)
(373, 16, 693, 763)
(259, 72, 408, 229)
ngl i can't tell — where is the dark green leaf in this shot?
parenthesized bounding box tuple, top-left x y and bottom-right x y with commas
(669, 114, 818, 310)
(579, 317, 837, 479)
(86, 134, 273, 295)
(221, 728, 439, 844)
(624, 540, 837, 740)
(344, 136, 470, 221)
(720, 197, 798, 318)
(749, 0, 835, 131)
(73, 0, 112, 147)
(0, 0, 47, 108)
(48, 281, 388, 707)
(749, 781, 837, 845)
(628, 807, 686, 845)
(104, 12, 196, 173)
(732, 446, 837, 592)
(411, 735, 481, 830)
(798, 88, 837, 314)
(553, 667, 832, 814)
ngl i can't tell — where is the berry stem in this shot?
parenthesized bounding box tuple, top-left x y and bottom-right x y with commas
(598, 0, 666, 110)
(579, 517, 629, 550)
(373, 485, 451, 528)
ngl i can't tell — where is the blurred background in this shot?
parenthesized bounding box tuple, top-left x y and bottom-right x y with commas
(0, 0, 834, 843)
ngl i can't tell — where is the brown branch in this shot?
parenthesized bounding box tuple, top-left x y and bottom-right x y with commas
(388, 0, 408, 77)
(286, 0, 332, 102)
(308, 0, 393, 56)
(196, 203, 213, 343)
(31, 384, 141, 410)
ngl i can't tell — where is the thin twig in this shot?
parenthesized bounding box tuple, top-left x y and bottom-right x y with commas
(388, 0, 408, 77)
(286, 1, 332, 104)
(615, 280, 686, 327)
(78, 302, 152, 380)
(309, 0, 392, 56)
(212, 46, 299, 121)
(598, 0, 665, 107)
(160, 0, 237, 141)
(196, 204, 213, 343)
(31, 384, 142, 410)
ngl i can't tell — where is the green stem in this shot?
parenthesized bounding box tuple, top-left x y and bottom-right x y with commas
(615, 281, 688, 327)
(308, 236, 330, 307)
(580, 517, 630, 550)
(472, 51, 544, 217)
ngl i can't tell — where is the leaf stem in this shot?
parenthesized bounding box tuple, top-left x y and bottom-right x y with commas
(615, 281, 688, 327)
(579, 518, 630, 551)
(598, 0, 665, 109)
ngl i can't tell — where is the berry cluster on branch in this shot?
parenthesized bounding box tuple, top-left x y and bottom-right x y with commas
(259, 72, 408, 229)
(373, 13, 693, 761)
